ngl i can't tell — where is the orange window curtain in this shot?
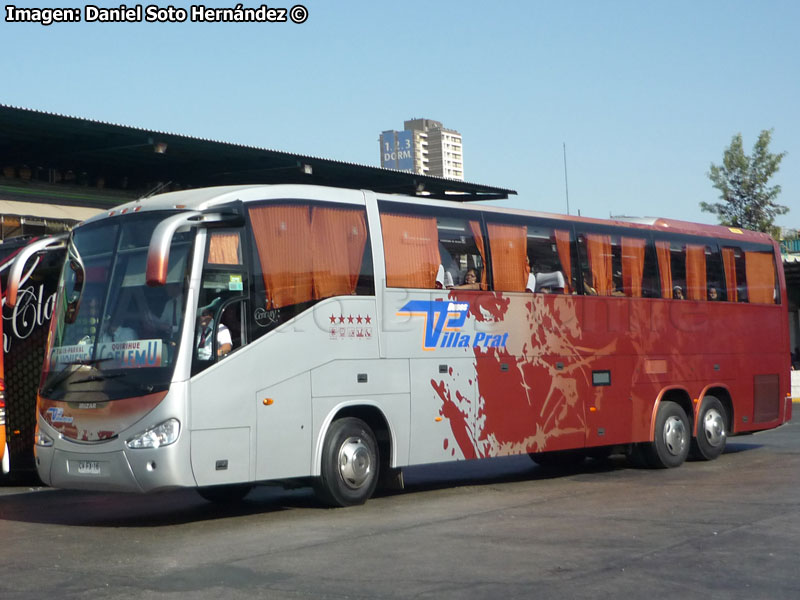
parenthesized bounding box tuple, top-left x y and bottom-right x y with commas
(745, 251, 776, 304)
(722, 247, 738, 302)
(469, 221, 487, 290)
(621, 237, 645, 298)
(380, 213, 440, 288)
(487, 223, 528, 292)
(585, 234, 613, 295)
(554, 229, 572, 293)
(208, 232, 241, 264)
(248, 205, 313, 309)
(311, 207, 367, 299)
(655, 241, 673, 299)
(685, 244, 708, 301)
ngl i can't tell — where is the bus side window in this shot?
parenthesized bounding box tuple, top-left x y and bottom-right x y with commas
(577, 232, 613, 296)
(379, 204, 486, 291)
(722, 244, 778, 304)
(486, 221, 528, 292)
(208, 231, 243, 265)
(526, 225, 574, 294)
(247, 202, 373, 342)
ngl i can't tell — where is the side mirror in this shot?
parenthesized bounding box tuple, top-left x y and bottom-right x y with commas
(6, 235, 68, 307)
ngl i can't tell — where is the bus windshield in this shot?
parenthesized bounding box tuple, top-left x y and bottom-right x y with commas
(40, 212, 195, 402)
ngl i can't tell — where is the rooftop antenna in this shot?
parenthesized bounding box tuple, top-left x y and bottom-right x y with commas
(563, 142, 570, 215)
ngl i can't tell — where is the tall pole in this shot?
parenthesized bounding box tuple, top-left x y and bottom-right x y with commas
(563, 142, 570, 215)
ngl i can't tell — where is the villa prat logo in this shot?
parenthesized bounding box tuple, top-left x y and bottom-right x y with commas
(45, 407, 73, 424)
(397, 300, 508, 351)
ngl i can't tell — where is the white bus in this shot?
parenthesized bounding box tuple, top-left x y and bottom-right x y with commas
(9, 184, 791, 505)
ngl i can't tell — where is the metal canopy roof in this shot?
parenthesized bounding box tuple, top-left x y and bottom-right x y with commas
(0, 105, 515, 206)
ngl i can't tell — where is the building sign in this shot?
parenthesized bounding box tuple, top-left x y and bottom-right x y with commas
(380, 130, 414, 172)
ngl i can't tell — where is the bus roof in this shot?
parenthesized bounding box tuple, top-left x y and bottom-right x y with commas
(80, 184, 776, 246)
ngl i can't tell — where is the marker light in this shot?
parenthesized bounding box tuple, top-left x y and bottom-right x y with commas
(34, 431, 53, 447)
(126, 419, 180, 449)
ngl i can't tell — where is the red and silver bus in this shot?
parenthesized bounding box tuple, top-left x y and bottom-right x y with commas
(8, 184, 791, 505)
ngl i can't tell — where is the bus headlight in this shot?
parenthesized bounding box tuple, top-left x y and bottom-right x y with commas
(126, 419, 180, 449)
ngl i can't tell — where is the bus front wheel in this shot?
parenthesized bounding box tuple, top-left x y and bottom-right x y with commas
(644, 400, 690, 468)
(691, 396, 728, 461)
(316, 417, 379, 507)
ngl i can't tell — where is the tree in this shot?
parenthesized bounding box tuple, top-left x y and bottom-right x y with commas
(701, 129, 788, 237)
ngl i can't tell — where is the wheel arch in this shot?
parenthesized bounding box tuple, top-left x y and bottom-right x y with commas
(697, 385, 734, 435)
(312, 401, 394, 478)
(649, 387, 694, 440)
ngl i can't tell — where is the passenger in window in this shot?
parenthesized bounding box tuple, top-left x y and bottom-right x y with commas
(99, 313, 137, 344)
(452, 268, 480, 290)
(535, 271, 566, 294)
(611, 271, 626, 296)
(673, 285, 685, 300)
(435, 264, 454, 289)
(707, 286, 719, 301)
(525, 256, 536, 292)
(196, 306, 232, 360)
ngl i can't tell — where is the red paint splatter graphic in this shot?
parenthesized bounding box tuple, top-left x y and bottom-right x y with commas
(431, 291, 617, 459)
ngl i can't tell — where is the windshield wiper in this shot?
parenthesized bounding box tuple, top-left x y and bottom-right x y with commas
(41, 358, 115, 395)
(70, 373, 126, 384)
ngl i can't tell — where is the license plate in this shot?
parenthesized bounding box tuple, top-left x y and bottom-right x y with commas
(77, 460, 101, 475)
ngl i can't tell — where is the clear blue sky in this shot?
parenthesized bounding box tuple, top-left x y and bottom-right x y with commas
(2, 0, 798, 228)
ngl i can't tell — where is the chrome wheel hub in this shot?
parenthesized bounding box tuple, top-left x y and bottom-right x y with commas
(702, 408, 726, 447)
(663, 416, 687, 456)
(338, 436, 372, 489)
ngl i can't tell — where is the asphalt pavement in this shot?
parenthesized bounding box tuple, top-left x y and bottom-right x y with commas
(0, 414, 798, 599)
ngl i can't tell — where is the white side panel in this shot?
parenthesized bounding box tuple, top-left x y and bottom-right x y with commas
(190, 355, 257, 430)
(409, 358, 472, 465)
(191, 427, 251, 486)
(188, 296, 380, 484)
(255, 374, 313, 480)
(310, 359, 410, 397)
(189, 345, 260, 483)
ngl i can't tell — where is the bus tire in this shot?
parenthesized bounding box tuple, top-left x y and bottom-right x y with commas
(316, 417, 379, 507)
(643, 400, 690, 468)
(691, 396, 727, 461)
(196, 483, 252, 504)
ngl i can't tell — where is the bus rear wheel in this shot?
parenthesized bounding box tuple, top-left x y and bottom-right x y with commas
(691, 396, 728, 461)
(643, 400, 690, 468)
(316, 417, 379, 507)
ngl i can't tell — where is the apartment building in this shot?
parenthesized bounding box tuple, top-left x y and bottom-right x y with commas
(379, 118, 464, 180)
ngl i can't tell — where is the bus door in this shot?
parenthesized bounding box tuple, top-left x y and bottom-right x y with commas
(188, 228, 256, 487)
